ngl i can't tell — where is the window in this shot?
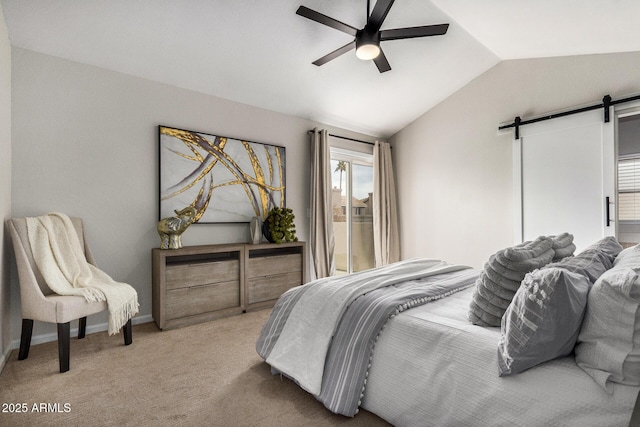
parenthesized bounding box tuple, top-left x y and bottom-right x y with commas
(330, 147, 374, 275)
(618, 155, 640, 221)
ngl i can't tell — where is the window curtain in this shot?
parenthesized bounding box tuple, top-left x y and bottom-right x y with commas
(309, 128, 336, 279)
(373, 140, 400, 266)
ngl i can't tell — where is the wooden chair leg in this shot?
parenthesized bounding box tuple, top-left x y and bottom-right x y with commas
(78, 317, 87, 339)
(57, 322, 70, 373)
(18, 319, 34, 360)
(123, 319, 132, 346)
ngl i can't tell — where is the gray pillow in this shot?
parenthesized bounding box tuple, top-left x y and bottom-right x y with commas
(494, 248, 556, 272)
(483, 260, 522, 291)
(544, 246, 614, 284)
(497, 267, 590, 376)
(500, 237, 554, 263)
(549, 232, 576, 261)
(574, 267, 640, 391)
(469, 237, 554, 327)
(585, 236, 624, 261)
(469, 289, 503, 327)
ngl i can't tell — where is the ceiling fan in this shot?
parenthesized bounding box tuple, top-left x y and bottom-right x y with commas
(296, 0, 449, 73)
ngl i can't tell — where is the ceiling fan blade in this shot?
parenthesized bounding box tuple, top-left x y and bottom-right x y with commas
(296, 6, 358, 36)
(373, 48, 391, 73)
(312, 41, 356, 66)
(380, 23, 449, 41)
(368, 0, 395, 32)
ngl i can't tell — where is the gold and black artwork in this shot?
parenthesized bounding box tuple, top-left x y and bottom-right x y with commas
(159, 126, 286, 223)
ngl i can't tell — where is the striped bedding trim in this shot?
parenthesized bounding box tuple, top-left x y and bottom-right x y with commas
(318, 269, 479, 416)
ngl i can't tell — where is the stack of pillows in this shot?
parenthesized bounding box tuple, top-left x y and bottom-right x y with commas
(469, 234, 640, 391)
(468, 233, 576, 327)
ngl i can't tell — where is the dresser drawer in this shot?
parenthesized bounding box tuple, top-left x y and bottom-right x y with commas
(165, 259, 240, 290)
(165, 280, 241, 319)
(247, 271, 302, 304)
(247, 254, 302, 279)
(153, 242, 305, 329)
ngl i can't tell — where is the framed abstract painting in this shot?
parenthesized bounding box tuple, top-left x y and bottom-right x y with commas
(159, 126, 286, 223)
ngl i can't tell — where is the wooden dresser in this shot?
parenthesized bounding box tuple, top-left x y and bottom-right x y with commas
(152, 242, 305, 330)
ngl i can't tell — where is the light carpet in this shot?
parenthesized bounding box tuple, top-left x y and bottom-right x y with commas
(0, 309, 390, 426)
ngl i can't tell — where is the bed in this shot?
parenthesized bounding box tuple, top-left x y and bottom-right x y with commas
(256, 237, 640, 426)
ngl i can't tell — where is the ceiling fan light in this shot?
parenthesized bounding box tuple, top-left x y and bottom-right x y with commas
(356, 43, 380, 60)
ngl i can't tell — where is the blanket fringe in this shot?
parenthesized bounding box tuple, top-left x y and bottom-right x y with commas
(108, 295, 140, 335)
(81, 287, 106, 303)
(354, 283, 474, 414)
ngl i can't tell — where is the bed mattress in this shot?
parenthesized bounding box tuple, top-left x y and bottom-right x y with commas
(361, 286, 639, 427)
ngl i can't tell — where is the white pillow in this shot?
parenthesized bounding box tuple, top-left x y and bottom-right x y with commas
(613, 244, 640, 269)
(574, 268, 640, 392)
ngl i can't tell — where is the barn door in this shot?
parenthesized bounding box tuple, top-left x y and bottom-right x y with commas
(514, 108, 615, 252)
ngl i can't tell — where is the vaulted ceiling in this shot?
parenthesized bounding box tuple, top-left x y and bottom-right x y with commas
(2, 0, 639, 138)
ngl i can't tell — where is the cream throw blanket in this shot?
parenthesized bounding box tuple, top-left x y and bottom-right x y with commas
(26, 213, 139, 335)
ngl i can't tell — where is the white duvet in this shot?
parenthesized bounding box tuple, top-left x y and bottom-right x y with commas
(361, 286, 639, 427)
(266, 258, 470, 395)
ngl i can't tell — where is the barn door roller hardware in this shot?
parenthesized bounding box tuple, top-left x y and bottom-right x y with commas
(499, 93, 640, 140)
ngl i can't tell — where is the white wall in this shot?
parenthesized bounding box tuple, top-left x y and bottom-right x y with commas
(391, 51, 640, 269)
(11, 47, 640, 346)
(10, 47, 375, 344)
(0, 3, 12, 366)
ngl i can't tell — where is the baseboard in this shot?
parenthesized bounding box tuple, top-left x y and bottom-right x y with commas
(9, 314, 154, 350)
(0, 345, 10, 374)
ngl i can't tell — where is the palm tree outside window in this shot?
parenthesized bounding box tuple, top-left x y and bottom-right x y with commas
(334, 161, 347, 191)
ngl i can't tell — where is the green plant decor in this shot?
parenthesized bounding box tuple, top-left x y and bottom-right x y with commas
(263, 207, 298, 244)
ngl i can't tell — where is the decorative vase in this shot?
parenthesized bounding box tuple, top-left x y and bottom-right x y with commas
(249, 217, 262, 244)
(262, 218, 275, 243)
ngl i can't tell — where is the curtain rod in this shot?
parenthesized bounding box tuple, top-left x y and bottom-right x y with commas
(499, 93, 640, 139)
(306, 130, 375, 146)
